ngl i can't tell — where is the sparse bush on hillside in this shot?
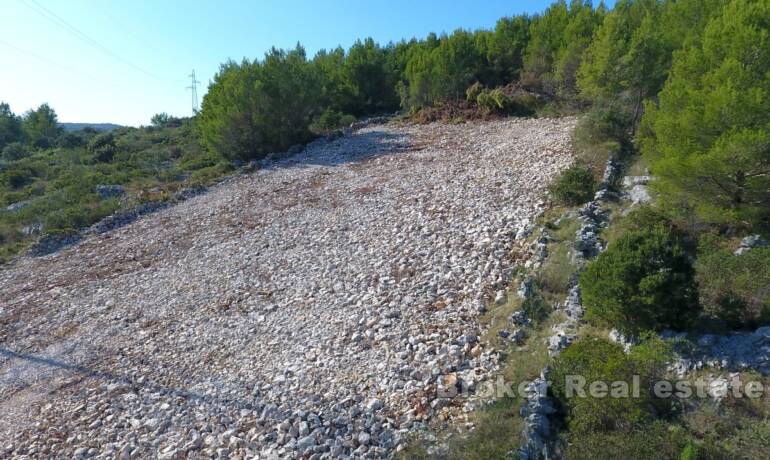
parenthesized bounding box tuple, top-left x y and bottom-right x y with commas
(476, 88, 512, 114)
(88, 132, 117, 162)
(551, 336, 673, 434)
(151, 112, 182, 128)
(309, 108, 356, 134)
(509, 92, 539, 115)
(581, 223, 700, 335)
(32, 136, 54, 150)
(0, 102, 25, 150)
(2, 142, 28, 161)
(1, 164, 37, 189)
(465, 82, 484, 102)
(571, 103, 630, 180)
(573, 104, 631, 147)
(56, 132, 85, 149)
(696, 235, 770, 329)
(604, 204, 672, 245)
(0, 115, 227, 262)
(549, 165, 595, 205)
(563, 421, 696, 460)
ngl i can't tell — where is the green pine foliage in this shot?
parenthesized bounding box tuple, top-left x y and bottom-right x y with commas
(550, 336, 673, 434)
(548, 165, 596, 205)
(581, 222, 700, 335)
(22, 103, 61, 148)
(309, 108, 356, 135)
(522, 0, 605, 99)
(639, 0, 770, 228)
(696, 235, 770, 328)
(196, 46, 322, 162)
(0, 102, 25, 149)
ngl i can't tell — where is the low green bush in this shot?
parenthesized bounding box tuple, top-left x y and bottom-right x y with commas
(465, 82, 484, 102)
(521, 281, 549, 325)
(604, 204, 672, 245)
(2, 142, 28, 161)
(2, 166, 34, 189)
(563, 422, 698, 460)
(572, 104, 629, 179)
(509, 92, 539, 116)
(548, 165, 595, 205)
(309, 108, 356, 134)
(476, 88, 512, 114)
(43, 199, 120, 234)
(189, 162, 233, 186)
(574, 104, 631, 147)
(56, 132, 85, 149)
(696, 235, 770, 329)
(581, 223, 700, 335)
(32, 136, 54, 150)
(537, 242, 576, 296)
(88, 132, 117, 162)
(550, 336, 673, 435)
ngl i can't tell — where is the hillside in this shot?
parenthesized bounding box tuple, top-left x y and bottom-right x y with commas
(59, 123, 122, 132)
(0, 117, 575, 458)
(2, 0, 768, 457)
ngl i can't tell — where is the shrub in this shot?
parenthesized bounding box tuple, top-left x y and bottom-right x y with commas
(564, 422, 695, 460)
(571, 105, 629, 180)
(32, 136, 54, 150)
(696, 236, 770, 328)
(549, 165, 596, 205)
(189, 162, 233, 186)
(56, 132, 84, 149)
(520, 281, 549, 325)
(43, 199, 120, 235)
(2, 167, 34, 189)
(309, 108, 356, 134)
(604, 204, 672, 245)
(476, 88, 512, 114)
(197, 46, 322, 161)
(465, 82, 484, 102)
(1, 142, 28, 161)
(550, 336, 673, 435)
(150, 112, 182, 128)
(581, 223, 700, 335)
(537, 242, 576, 296)
(88, 132, 117, 162)
(509, 92, 539, 116)
(575, 104, 631, 147)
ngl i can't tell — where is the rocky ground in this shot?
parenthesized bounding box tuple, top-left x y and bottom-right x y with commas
(0, 117, 576, 459)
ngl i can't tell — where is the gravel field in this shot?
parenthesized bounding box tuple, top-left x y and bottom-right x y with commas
(0, 117, 576, 459)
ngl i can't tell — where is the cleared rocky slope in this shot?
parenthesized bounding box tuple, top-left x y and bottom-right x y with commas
(0, 117, 576, 459)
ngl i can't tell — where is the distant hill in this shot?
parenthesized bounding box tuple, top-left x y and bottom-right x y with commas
(59, 122, 122, 132)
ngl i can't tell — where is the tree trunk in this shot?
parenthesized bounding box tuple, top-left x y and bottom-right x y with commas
(734, 170, 746, 206)
(631, 87, 644, 132)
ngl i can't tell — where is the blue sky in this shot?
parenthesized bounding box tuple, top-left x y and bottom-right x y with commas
(1, 1, 610, 126)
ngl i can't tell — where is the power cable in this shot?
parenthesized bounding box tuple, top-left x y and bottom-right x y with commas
(18, 0, 163, 81)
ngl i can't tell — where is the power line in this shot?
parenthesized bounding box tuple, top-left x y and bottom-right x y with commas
(18, 0, 162, 81)
(187, 70, 200, 114)
(0, 38, 105, 86)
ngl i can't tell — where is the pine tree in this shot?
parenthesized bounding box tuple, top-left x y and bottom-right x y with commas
(639, 0, 770, 227)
